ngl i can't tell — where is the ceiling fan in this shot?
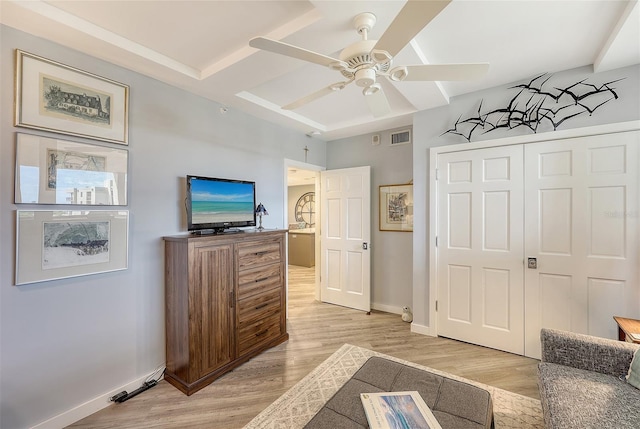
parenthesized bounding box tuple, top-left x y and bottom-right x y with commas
(249, 0, 489, 117)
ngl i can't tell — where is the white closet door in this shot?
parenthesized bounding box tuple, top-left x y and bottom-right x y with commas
(437, 145, 525, 354)
(524, 131, 640, 358)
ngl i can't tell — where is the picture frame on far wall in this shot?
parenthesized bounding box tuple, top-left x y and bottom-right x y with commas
(379, 183, 414, 232)
(15, 133, 128, 205)
(15, 210, 129, 285)
(14, 49, 129, 145)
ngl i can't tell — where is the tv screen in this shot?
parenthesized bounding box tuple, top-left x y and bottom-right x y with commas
(186, 175, 256, 233)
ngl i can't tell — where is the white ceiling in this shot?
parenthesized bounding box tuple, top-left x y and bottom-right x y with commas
(2, 0, 639, 141)
(288, 167, 317, 186)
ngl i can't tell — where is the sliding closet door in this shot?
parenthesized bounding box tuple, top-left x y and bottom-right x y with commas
(524, 131, 640, 358)
(437, 145, 525, 354)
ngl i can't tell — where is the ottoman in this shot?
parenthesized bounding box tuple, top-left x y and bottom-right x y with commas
(304, 357, 494, 429)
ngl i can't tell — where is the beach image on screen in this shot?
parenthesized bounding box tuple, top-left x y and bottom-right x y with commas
(190, 179, 254, 225)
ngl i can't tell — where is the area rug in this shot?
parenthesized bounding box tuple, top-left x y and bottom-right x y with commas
(243, 344, 543, 429)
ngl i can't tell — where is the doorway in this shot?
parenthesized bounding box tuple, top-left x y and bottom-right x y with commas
(284, 161, 373, 314)
(285, 160, 322, 305)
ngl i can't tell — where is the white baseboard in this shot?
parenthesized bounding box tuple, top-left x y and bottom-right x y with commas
(411, 322, 436, 337)
(31, 372, 163, 429)
(371, 302, 403, 315)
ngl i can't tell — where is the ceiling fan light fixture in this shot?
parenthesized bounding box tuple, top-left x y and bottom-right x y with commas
(329, 81, 347, 91)
(355, 68, 376, 87)
(362, 83, 381, 96)
(389, 66, 408, 82)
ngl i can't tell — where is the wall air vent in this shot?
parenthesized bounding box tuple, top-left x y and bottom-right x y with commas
(390, 129, 411, 146)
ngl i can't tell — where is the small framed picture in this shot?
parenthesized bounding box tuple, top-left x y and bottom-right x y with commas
(14, 49, 129, 145)
(15, 133, 128, 205)
(16, 210, 129, 285)
(379, 184, 413, 232)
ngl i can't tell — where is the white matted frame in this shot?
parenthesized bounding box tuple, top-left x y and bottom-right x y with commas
(16, 210, 129, 285)
(379, 183, 414, 232)
(15, 50, 129, 145)
(15, 133, 128, 205)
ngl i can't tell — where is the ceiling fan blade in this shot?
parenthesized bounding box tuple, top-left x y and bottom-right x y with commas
(401, 63, 490, 81)
(250, 37, 343, 68)
(282, 80, 353, 110)
(372, 0, 451, 61)
(365, 86, 391, 118)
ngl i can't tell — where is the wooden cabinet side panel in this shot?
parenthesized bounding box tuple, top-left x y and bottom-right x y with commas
(165, 240, 190, 383)
(278, 235, 287, 334)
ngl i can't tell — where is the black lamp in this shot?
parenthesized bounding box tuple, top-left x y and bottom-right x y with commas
(255, 203, 269, 230)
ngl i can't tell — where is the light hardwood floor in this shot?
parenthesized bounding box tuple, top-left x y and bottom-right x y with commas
(69, 265, 539, 428)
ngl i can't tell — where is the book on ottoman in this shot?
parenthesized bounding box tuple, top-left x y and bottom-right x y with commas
(361, 391, 442, 429)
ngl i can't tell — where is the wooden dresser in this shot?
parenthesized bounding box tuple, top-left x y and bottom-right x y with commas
(163, 229, 288, 395)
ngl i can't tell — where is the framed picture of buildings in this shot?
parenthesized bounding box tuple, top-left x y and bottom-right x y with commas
(379, 183, 414, 232)
(15, 210, 129, 285)
(14, 50, 129, 145)
(15, 133, 128, 205)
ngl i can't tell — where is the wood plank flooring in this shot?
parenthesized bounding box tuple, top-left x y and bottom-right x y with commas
(68, 265, 539, 428)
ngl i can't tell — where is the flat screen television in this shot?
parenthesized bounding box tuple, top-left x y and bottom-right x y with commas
(186, 175, 256, 234)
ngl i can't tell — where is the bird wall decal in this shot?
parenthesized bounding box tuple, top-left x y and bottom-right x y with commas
(443, 73, 624, 142)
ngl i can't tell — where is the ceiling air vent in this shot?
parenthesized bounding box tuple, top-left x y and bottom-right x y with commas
(390, 129, 411, 146)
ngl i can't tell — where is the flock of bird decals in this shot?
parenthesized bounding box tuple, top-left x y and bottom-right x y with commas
(442, 73, 623, 142)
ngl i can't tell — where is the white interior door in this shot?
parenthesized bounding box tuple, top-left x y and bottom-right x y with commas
(320, 166, 371, 312)
(436, 146, 525, 354)
(524, 131, 640, 358)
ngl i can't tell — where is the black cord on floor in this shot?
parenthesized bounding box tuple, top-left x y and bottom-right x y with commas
(110, 366, 166, 404)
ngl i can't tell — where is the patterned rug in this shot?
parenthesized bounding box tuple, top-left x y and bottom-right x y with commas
(244, 344, 544, 429)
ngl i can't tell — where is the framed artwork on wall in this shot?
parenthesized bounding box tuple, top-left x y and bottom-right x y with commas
(15, 133, 128, 205)
(14, 49, 129, 145)
(379, 183, 414, 232)
(15, 210, 129, 285)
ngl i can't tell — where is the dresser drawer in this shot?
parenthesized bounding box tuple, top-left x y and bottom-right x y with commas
(238, 287, 281, 325)
(238, 263, 281, 299)
(238, 313, 282, 354)
(237, 240, 281, 269)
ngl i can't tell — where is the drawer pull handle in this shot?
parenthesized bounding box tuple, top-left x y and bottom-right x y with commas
(255, 330, 268, 337)
(255, 277, 269, 283)
(255, 303, 268, 310)
(254, 251, 268, 256)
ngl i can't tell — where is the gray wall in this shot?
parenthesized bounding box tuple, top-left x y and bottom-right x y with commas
(0, 25, 326, 429)
(411, 64, 640, 330)
(327, 128, 413, 313)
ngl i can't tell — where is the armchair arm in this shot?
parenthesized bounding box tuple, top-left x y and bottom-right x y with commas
(540, 328, 638, 377)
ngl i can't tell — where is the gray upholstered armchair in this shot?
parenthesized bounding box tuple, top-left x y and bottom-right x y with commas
(537, 328, 640, 428)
